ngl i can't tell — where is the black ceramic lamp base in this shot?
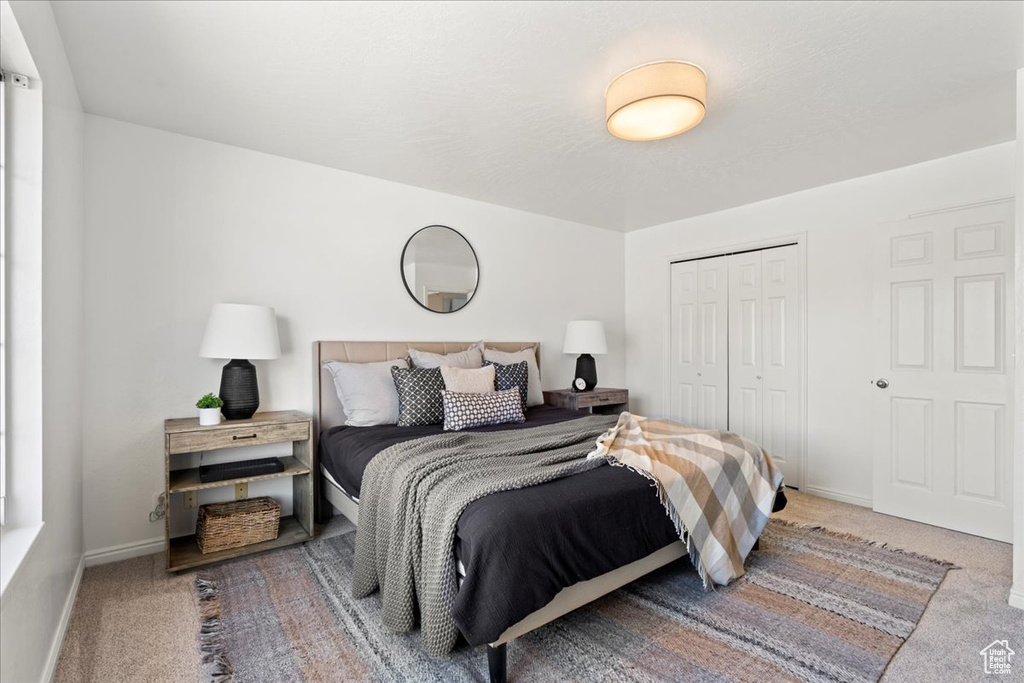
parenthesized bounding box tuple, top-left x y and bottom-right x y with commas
(574, 353, 598, 391)
(219, 358, 260, 420)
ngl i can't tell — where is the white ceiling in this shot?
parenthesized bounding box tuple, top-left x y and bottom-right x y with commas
(51, 1, 1023, 232)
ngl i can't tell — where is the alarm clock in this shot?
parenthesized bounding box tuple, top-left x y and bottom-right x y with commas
(571, 377, 587, 392)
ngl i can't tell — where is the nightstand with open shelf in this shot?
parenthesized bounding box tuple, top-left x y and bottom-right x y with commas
(163, 410, 314, 571)
(543, 387, 629, 415)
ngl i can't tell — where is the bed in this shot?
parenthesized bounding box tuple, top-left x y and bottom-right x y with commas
(312, 341, 785, 683)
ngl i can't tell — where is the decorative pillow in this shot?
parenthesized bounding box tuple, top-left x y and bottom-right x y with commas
(484, 346, 542, 407)
(440, 364, 495, 394)
(484, 360, 528, 411)
(408, 341, 483, 369)
(323, 359, 409, 426)
(443, 389, 525, 431)
(391, 366, 445, 426)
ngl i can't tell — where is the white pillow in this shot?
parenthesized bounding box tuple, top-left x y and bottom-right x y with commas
(408, 341, 483, 369)
(484, 346, 542, 407)
(441, 364, 496, 394)
(323, 359, 409, 426)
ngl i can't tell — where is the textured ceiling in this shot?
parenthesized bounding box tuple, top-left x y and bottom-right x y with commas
(51, 1, 1023, 232)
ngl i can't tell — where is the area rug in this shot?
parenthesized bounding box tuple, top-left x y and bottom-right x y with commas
(196, 519, 952, 683)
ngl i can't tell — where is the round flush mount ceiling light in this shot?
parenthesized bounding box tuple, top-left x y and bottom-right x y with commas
(605, 61, 707, 142)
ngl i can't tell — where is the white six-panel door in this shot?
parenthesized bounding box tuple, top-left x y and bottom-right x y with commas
(669, 257, 729, 430)
(872, 201, 1014, 542)
(670, 245, 803, 489)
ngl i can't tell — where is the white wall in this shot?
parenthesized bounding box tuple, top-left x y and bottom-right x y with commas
(624, 142, 1016, 506)
(81, 115, 626, 555)
(0, 1, 85, 681)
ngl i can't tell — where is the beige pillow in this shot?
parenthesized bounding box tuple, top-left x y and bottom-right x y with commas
(408, 341, 483, 369)
(441, 364, 495, 394)
(484, 346, 542, 406)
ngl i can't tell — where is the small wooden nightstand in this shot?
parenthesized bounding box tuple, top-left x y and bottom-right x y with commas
(543, 387, 629, 415)
(163, 410, 314, 572)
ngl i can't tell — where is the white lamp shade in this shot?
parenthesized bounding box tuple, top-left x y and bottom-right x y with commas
(199, 303, 281, 360)
(606, 61, 707, 142)
(563, 320, 608, 355)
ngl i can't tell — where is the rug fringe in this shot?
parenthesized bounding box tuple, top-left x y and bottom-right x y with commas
(767, 519, 957, 569)
(196, 574, 234, 683)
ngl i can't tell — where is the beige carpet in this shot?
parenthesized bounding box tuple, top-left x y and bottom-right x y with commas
(54, 552, 202, 682)
(54, 491, 1023, 682)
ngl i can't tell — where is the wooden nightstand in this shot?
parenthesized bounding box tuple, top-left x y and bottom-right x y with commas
(543, 387, 629, 415)
(163, 410, 314, 572)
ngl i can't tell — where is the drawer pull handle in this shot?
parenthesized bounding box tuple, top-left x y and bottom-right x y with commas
(599, 397, 610, 402)
(233, 434, 258, 441)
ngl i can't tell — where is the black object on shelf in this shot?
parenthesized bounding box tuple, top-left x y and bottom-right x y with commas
(573, 353, 598, 391)
(219, 358, 260, 420)
(199, 457, 285, 483)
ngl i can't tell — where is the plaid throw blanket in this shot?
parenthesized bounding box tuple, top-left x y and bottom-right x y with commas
(590, 412, 783, 589)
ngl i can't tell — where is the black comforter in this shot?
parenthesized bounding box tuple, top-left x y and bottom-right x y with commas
(319, 406, 787, 646)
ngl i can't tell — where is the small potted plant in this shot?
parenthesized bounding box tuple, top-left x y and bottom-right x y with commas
(196, 393, 224, 426)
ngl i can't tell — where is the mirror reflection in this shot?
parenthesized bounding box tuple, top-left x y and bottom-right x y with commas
(401, 225, 479, 313)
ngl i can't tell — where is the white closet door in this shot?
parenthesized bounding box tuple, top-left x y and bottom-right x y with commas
(728, 246, 803, 488)
(728, 252, 763, 442)
(697, 258, 730, 429)
(670, 257, 729, 429)
(759, 245, 802, 489)
(871, 201, 1014, 542)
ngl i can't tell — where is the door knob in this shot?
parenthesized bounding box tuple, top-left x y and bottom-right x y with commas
(875, 378, 890, 389)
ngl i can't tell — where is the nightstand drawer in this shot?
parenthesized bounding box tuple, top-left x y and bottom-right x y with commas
(575, 390, 628, 409)
(168, 421, 310, 454)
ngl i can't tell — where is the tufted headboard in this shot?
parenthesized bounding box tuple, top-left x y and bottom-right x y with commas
(312, 341, 540, 435)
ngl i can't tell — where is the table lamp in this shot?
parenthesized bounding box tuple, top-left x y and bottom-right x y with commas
(199, 303, 281, 420)
(563, 320, 607, 392)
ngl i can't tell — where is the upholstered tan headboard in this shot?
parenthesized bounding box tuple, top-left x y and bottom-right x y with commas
(313, 341, 540, 434)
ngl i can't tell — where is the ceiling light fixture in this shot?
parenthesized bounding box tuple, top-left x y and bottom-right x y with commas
(605, 61, 707, 142)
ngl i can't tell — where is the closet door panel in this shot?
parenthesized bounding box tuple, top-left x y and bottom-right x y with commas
(670, 257, 729, 429)
(670, 261, 699, 425)
(760, 245, 802, 488)
(728, 251, 762, 443)
(697, 257, 730, 430)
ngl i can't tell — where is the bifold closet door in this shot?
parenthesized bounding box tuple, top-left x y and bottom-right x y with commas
(669, 256, 729, 430)
(728, 246, 803, 489)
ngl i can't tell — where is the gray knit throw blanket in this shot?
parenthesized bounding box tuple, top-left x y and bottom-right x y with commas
(351, 414, 618, 656)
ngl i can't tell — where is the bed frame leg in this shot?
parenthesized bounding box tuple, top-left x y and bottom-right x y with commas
(314, 482, 333, 525)
(487, 643, 507, 683)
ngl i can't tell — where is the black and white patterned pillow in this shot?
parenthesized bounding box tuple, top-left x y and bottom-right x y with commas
(391, 366, 445, 426)
(484, 360, 528, 411)
(442, 388, 525, 431)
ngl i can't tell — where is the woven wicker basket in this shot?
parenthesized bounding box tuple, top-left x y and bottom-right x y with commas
(196, 497, 280, 554)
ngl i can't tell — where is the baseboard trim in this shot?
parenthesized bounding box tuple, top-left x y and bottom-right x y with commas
(42, 554, 84, 683)
(1010, 586, 1024, 610)
(84, 537, 164, 567)
(802, 485, 872, 508)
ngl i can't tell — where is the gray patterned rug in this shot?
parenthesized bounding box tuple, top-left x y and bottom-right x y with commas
(197, 519, 952, 682)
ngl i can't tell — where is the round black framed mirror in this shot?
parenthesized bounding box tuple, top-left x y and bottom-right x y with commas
(400, 225, 479, 314)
